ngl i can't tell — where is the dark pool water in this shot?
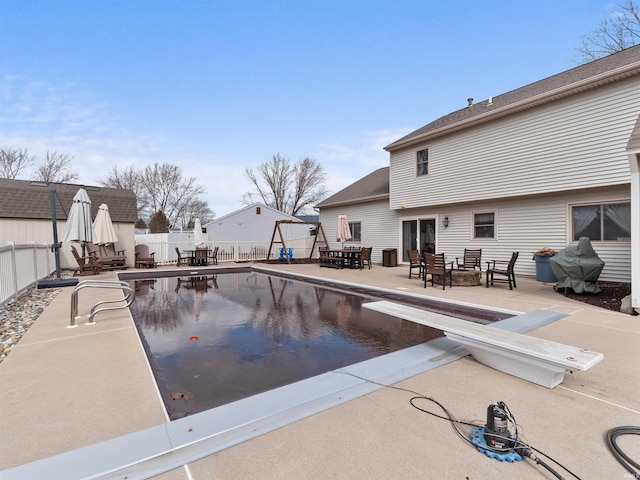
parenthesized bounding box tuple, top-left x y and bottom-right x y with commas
(129, 272, 442, 420)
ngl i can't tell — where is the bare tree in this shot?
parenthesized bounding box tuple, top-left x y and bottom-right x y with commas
(139, 162, 206, 229)
(243, 153, 328, 215)
(32, 151, 79, 183)
(576, 0, 640, 62)
(0, 146, 35, 179)
(98, 164, 149, 217)
(98, 163, 212, 229)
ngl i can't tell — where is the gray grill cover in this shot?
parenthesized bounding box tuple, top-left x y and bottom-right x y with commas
(549, 237, 605, 293)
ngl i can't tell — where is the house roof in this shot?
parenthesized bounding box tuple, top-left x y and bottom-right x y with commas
(386, 44, 640, 152)
(204, 203, 303, 225)
(316, 167, 389, 209)
(0, 178, 138, 223)
(627, 114, 640, 152)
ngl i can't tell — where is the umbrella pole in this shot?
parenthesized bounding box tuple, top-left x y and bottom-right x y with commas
(50, 189, 62, 279)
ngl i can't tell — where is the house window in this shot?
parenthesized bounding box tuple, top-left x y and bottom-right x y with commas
(416, 148, 428, 176)
(571, 202, 630, 241)
(474, 212, 495, 238)
(256, 206, 261, 214)
(349, 222, 361, 242)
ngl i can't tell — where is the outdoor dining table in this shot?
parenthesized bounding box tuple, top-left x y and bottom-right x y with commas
(183, 249, 209, 266)
(321, 248, 362, 269)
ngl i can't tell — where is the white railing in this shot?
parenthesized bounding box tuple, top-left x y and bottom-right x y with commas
(133, 235, 320, 265)
(0, 242, 57, 307)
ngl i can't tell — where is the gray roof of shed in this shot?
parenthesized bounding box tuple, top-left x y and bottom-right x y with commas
(386, 44, 640, 151)
(0, 179, 138, 223)
(316, 167, 389, 209)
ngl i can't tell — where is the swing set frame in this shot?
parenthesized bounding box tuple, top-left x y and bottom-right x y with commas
(266, 220, 329, 263)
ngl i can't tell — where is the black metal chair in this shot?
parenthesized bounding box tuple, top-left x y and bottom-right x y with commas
(486, 252, 519, 290)
(408, 249, 424, 279)
(423, 252, 453, 290)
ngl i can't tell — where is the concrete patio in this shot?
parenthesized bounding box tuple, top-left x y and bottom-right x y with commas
(0, 262, 638, 479)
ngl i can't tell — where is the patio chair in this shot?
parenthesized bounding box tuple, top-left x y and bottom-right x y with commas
(455, 248, 482, 271)
(407, 249, 424, 279)
(319, 247, 330, 267)
(359, 247, 372, 270)
(486, 252, 519, 290)
(175, 247, 189, 267)
(70, 245, 100, 276)
(423, 252, 453, 290)
(208, 246, 219, 265)
(135, 244, 156, 268)
(195, 247, 208, 266)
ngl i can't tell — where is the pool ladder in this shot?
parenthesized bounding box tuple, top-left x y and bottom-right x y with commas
(69, 280, 135, 328)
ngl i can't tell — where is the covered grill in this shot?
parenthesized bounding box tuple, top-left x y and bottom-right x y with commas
(549, 237, 605, 294)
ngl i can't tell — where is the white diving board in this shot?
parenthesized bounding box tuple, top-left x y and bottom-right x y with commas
(364, 301, 603, 388)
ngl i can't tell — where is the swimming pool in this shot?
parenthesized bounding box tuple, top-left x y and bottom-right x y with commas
(128, 269, 448, 420)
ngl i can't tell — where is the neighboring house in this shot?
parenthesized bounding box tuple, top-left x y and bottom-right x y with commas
(204, 203, 312, 242)
(318, 45, 640, 298)
(0, 179, 138, 269)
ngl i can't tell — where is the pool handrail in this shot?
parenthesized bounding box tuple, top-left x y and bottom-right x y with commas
(69, 280, 135, 328)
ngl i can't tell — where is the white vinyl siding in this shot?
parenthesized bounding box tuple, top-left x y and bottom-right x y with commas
(424, 185, 630, 282)
(319, 199, 399, 264)
(390, 76, 639, 210)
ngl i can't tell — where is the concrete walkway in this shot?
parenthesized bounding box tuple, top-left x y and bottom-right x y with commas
(0, 263, 638, 479)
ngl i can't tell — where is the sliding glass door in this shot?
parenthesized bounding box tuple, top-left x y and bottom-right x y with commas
(401, 218, 436, 262)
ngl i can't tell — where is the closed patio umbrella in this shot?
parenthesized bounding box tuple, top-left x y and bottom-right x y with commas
(93, 203, 119, 246)
(60, 188, 96, 255)
(194, 218, 205, 247)
(336, 215, 352, 247)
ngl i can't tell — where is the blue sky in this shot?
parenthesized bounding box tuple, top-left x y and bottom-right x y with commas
(0, 0, 620, 217)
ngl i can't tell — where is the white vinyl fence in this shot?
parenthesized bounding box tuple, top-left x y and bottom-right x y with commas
(134, 233, 320, 266)
(0, 242, 57, 307)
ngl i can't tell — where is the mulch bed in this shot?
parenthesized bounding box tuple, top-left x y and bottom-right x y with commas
(555, 281, 632, 312)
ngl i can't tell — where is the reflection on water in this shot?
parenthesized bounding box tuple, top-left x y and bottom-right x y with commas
(129, 272, 441, 420)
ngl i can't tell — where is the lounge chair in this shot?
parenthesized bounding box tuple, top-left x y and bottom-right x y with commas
(486, 252, 519, 290)
(135, 244, 156, 268)
(70, 245, 100, 276)
(423, 252, 453, 290)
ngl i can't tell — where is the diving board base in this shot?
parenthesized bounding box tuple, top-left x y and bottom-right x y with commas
(444, 332, 566, 388)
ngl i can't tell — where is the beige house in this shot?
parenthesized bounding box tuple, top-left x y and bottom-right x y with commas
(0, 179, 137, 269)
(318, 45, 639, 310)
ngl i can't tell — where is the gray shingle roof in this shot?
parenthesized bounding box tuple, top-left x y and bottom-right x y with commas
(627, 114, 640, 151)
(386, 44, 640, 151)
(0, 179, 138, 223)
(316, 167, 389, 208)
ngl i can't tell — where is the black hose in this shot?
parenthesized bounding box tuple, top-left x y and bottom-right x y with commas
(606, 426, 640, 479)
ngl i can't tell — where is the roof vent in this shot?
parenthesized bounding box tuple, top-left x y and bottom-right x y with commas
(467, 98, 473, 107)
(487, 96, 493, 106)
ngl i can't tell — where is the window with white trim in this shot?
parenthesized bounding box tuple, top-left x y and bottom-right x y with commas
(348, 222, 361, 242)
(571, 202, 630, 241)
(473, 212, 495, 238)
(416, 148, 428, 176)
